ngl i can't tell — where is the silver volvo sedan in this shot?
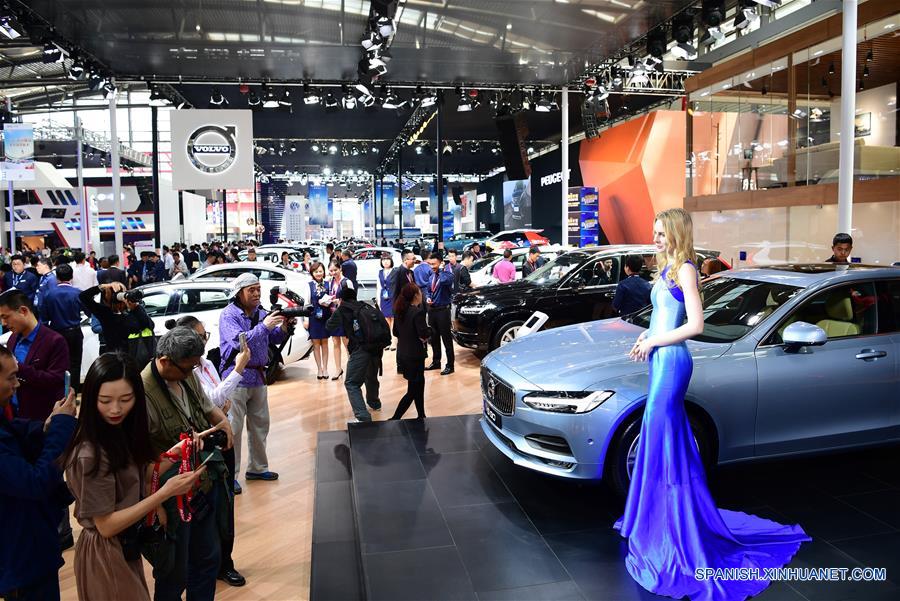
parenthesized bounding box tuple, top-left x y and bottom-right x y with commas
(479, 264, 900, 497)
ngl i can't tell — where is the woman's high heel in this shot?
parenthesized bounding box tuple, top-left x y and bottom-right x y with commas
(331, 370, 344, 381)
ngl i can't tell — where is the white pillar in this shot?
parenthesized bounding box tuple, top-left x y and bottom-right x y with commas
(837, 0, 857, 234)
(109, 85, 124, 258)
(561, 87, 569, 247)
(75, 117, 88, 252)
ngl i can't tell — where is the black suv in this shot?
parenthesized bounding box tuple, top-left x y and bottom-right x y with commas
(451, 245, 723, 351)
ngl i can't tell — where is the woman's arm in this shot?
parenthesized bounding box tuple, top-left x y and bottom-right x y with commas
(92, 466, 206, 539)
(631, 263, 704, 361)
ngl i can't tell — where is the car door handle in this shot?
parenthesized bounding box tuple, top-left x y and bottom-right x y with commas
(855, 349, 887, 361)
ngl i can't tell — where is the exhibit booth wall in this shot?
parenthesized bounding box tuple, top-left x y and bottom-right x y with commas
(579, 110, 687, 245)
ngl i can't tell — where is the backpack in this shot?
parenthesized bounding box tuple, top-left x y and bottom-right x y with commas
(350, 301, 392, 354)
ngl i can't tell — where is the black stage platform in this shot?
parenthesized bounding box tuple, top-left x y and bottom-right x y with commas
(311, 415, 900, 601)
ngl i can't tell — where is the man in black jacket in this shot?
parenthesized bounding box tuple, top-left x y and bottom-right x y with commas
(326, 283, 382, 422)
(392, 250, 417, 300)
(97, 254, 127, 286)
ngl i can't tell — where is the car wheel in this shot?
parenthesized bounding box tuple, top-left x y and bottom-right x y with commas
(606, 410, 712, 499)
(491, 320, 525, 350)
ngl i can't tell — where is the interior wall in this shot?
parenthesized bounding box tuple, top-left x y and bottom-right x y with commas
(579, 110, 686, 245)
(831, 82, 898, 148)
(692, 200, 900, 266)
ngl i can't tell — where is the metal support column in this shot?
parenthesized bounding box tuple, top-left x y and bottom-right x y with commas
(436, 101, 444, 244)
(151, 106, 161, 248)
(561, 87, 569, 247)
(397, 151, 403, 242)
(75, 117, 87, 252)
(109, 84, 124, 259)
(253, 182, 259, 241)
(177, 190, 185, 243)
(221, 190, 228, 241)
(379, 175, 384, 240)
(5, 181, 12, 253)
(838, 0, 857, 234)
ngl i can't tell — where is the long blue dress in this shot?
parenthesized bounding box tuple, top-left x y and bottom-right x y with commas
(378, 268, 396, 318)
(613, 265, 810, 601)
(325, 276, 346, 338)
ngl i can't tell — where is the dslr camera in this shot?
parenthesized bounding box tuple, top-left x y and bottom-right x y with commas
(116, 289, 144, 303)
(269, 287, 314, 319)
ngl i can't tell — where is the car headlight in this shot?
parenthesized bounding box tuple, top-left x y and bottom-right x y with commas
(523, 390, 614, 414)
(459, 302, 496, 315)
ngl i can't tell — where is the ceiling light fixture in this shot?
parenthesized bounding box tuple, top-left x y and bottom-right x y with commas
(209, 87, 228, 107)
(457, 87, 480, 112)
(262, 85, 280, 109)
(342, 85, 358, 109)
(734, 0, 759, 31)
(149, 86, 169, 107)
(700, 0, 726, 46)
(671, 13, 697, 60)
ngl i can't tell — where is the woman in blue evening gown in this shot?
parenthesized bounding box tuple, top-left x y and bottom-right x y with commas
(614, 208, 810, 601)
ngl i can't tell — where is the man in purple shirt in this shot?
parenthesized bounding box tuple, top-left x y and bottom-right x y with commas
(218, 273, 291, 485)
(492, 249, 516, 283)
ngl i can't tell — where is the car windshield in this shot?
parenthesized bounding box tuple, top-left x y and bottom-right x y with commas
(524, 252, 591, 285)
(627, 276, 802, 343)
(470, 255, 499, 273)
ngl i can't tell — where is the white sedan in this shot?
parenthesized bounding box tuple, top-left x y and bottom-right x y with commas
(351, 247, 404, 287)
(9, 280, 312, 382)
(469, 246, 564, 287)
(190, 262, 312, 304)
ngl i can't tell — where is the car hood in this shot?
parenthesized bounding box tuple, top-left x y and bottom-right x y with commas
(486, 318, 730, 391)
(455, 280, 544, 304)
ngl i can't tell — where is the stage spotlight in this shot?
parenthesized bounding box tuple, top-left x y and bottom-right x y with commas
(442, 141, 454, 154)
(671, 13, 697, 59)
(149, 87, 169, 107)
(210, 87, 228, 107)
(700, 0, 726, 45)
(647, 28, 667, 60)
(324, 92, 339, 108)
(342, 86, 358, 109)
(303, 83, 321, 105)
(534, 91, 559, 112)
(361, 29, 384, 51)
(0, 14, 23, 39)
(329, 144, 338, 154)
(457, 87, 480, 112)
(311, 142, 320, 152)
(734, 0, 759, 31)
(67, 58, 85, 80)
(43, 42, 64, 64)
(262, 85, 280, 109)
(279, 89, 293, 108)
(382, 88, 407, 109)
(247, 91, 261, 107)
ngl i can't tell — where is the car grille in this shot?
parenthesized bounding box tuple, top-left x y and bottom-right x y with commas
(481, 367, 516, 416)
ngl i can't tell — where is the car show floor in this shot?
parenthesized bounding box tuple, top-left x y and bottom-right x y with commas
(312, 415, 900, 601)
(55, 341, 900, 601)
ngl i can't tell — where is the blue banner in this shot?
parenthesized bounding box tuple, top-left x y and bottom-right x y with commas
(308, 185, 329, 226)
(327, 197, 334, 229)
(442, 210, 454, 241)
(428, 183, 443, 225)
(375, 181, 397, 226)
(402, 199, 416, 228)
(363, 199, 372, 230)
(579, 187, 599, 247)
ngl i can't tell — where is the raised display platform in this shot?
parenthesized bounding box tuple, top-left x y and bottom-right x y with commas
(311, 415, 900, 600)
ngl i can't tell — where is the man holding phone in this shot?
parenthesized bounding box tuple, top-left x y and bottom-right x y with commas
(218, 274, 293, 488)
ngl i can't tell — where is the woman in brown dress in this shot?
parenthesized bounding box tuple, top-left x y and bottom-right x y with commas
(63, 353, 204, 601)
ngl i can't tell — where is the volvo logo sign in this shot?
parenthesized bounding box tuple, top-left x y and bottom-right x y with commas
(187, 125, 238, 174)
(487, 377, 497, 400)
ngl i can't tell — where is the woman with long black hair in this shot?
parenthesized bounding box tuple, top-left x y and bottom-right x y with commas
(389, 282, 431, 420)
(62, 354, 203, 601)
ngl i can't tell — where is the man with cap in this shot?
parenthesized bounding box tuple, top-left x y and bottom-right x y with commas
(218, 273, 293, 490)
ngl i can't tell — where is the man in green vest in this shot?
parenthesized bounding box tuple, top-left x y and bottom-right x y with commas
(142, 326, 234, 601)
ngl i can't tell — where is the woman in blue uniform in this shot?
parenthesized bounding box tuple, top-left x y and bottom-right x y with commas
(325, 259, 348, 380)
(376, 254, 397, 350)
(304, 261, 330, 380)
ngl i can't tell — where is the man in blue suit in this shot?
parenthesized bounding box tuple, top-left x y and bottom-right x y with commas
(3, 255, 39, 303)
(612, 255, 652, 316)
(339, 249, 358, 289)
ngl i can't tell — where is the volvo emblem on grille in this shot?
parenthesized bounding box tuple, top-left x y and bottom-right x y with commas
(487, 377, 497, 400)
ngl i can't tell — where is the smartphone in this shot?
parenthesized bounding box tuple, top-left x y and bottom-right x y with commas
(239, 332, 248, 351)
(63, 371, 71, 396)
(198, 454, 215, 469)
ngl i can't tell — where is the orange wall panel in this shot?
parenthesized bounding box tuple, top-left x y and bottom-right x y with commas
(580, 111, 687, 244)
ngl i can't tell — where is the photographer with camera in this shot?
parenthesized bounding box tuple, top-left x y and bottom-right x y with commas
(218, 273, 291, 487)
(79, 283, 154, 356)
(141, 327, 234, 601)
(61, 353, 204, 601)
(326, 280, 390, 422)
(166, 315, 250, 587)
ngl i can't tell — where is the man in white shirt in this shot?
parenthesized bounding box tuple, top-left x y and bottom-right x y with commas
(162, 245, 175, 273)
(70, 252, 98, 290)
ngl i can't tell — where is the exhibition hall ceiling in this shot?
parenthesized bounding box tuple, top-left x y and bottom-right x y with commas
(23, 0, 693, 85)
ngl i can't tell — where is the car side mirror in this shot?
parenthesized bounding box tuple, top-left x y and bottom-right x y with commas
(782, 321, 827, 353)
